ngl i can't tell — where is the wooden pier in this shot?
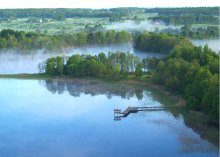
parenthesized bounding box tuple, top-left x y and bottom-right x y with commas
(114, 106, 183, 120)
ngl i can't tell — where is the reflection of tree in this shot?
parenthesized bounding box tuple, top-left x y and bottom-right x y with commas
(43, 79, 146, 100)
(45, 80, 65, 95)
(66, 83, 83, 97)
(182, 112, 219, 147)
(42, 79, 218, 148)
(45, 80, 57, 94)
(57, 81, 65, 94)
(135, 89, 143, 100)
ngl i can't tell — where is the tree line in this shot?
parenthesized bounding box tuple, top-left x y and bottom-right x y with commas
(149, 15, 219, 25)
(0, 29, 132, 50)
(145, 7, 219, 16)
(180, 25, 219, 39)
(1, 7, 217, 20)
(134, 32, 178, 54)
(145, 39, 219, 121)
(0, 8, 111, 19)
(0, 29, 218, 54)
(44, 52, 142, 80)
(0, 29, 180, 53)
(0, 8, 146, 21)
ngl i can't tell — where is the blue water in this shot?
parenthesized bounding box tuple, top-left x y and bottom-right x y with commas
(0, 79, 218, 157)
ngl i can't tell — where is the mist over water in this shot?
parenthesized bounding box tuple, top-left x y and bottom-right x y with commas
(0, 39, 218, 74)
(191, 39, 220, 53)
(106, 20, 180, 33)
(0, 44, 164, 74)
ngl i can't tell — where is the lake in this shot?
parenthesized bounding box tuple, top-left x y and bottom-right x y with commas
(0, 79, 218, 157)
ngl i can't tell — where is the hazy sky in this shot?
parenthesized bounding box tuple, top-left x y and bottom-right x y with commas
(0, 0, 219, 9)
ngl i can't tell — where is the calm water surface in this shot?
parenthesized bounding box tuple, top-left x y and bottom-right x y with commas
(0, 79, 218, 157)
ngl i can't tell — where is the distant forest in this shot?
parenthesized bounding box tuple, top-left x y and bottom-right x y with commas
(0, 8, 145, 19)
(0, 29, 186, 54)
(0, 28, 219, 52)
(144, 7, 219, 16)
(149, 16, 219, 25)
(0, 7, 218, 18)
(0, 7, 218, 24)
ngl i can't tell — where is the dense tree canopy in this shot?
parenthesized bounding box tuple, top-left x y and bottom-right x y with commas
(145, 7, 219, 16)
(44, 52, 140, 80)
(146, 41, 219, 120)
(0, 29, 132, 50)
(149, 15, 219, 25)
(134, 32, 178, 54)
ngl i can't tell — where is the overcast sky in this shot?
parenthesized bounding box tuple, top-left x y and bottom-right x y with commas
(0, 0, 219, 9)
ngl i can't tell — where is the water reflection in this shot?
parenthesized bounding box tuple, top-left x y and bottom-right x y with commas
(41, 79, 219, 148)
(42, 79, 146, 100)
(0, 79, 218, 157)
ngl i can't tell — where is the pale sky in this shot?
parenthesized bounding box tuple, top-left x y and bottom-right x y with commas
(0, 0, 219, 9)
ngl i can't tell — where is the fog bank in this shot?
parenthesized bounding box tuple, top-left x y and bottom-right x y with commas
(106, 20, 180, 33)
(0, 44, 164, 74)
(191, 39, 220, 53)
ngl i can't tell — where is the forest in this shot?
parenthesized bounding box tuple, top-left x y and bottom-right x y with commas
(149, 15, 219, 25)
(146, 40, 219, 120)
(0, 7, 218, 19)
(0, 29, 132, 50)
(0, 29, 196, 54)
(134, 32, 178, 53)
(44, 52, 141, 80)
(180, 25, 219, 39)
(0, 29, 179, 53)
(145, 7, 219, 16)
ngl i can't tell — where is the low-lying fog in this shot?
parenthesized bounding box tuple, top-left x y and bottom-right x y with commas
(191, 39, 220, 53)
(0, 44, 164, 74)
(106, 20, 181, 33)
(0, 38, 219, 74)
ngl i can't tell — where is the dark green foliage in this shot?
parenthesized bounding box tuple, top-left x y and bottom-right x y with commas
(134, 32, 177, 54)
(0, 8, 113, 19)
(109, 14, 123, 22)
(45, 52, 139, 80)
(0, 29, 132, 50)
(98, 53, 107, 64)
(142, 57, 159, 72)
(56, 57, 64, 76)
(45, 56, 65, 76)
(135, 63, 143, 78)
(149, 15, 219, 25)
(180, 25, 219, 39)
(145, 7, 219, 16)
(148, 41, 219, 120)
(45, 57, 56, 75)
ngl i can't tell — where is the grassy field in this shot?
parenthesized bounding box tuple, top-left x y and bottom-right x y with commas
(0, 13, 157, 35)
(0, 17, 109, 35)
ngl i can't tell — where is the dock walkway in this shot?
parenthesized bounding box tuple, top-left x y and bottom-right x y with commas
(114, 106, 183, 120)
